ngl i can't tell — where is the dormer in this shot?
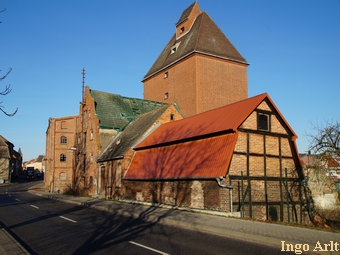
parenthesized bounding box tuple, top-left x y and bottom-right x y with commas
(175, 2, 201, 38)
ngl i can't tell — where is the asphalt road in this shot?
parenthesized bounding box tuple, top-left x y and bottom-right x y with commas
(0, 181, 297, 254)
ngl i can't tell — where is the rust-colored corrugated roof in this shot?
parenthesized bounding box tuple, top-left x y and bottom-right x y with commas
(124, 133, 237, 180)
(136, 93, 279, 149)
(126, 93, 299, 180)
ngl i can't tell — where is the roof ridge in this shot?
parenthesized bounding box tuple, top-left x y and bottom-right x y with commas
(203, 12, 247, 64)
(179, 92, 268, 122)
(134, 104, 169, 119)
(91, 88, 167, 105)
(194, 12, 204, 49)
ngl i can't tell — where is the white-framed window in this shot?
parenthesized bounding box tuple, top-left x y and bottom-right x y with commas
(60, 136, 67, 144)
(170, 42, 181, 54)
(164, 72, 168, 78)
(164, 92, 169, 99)
(171, 46, 177, 54)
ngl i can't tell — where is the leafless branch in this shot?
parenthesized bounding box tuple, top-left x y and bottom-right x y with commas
(0, 105, 18, 116)
(307, 120, 340, 158)
(0, 68, 12, 81)
(0, 84, 12, 95)
(0, 8, 17, 117)
(0, 8, 6, 24)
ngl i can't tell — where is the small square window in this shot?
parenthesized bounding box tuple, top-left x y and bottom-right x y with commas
(164, 72, 168, 78)
(60, 136, 67, 144)
(258, 113, 269, 131)
(164, 92, 169, 99)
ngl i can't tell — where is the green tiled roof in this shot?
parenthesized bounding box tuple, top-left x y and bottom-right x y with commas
(90, 89, 167, 130)
(97, 105, 171, 163)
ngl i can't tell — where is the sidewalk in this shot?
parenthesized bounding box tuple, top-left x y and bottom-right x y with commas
(2, 182, 340, 255)
(0, 227, 30, 255)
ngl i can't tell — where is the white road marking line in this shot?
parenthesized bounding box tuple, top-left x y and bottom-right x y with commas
(59, 216, 77, 223)
(15, 198, 20, 201)
(129, 241, 169, 255)
(30, 205, 39, 209)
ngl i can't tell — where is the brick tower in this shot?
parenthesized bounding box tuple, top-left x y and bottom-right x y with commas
(142, 2, 249, 117)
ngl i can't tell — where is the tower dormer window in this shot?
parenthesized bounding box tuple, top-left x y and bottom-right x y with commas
(180, 26, 185, 33)
(171, 46, 177, 54)
(170, 42, 181, 55)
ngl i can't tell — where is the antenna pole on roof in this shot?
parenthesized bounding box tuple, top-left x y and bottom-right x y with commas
(81, 68, 86, 103)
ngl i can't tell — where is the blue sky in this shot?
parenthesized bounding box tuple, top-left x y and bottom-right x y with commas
(1, 0, 339, 161)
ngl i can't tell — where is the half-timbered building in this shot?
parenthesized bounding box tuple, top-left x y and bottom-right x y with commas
(121, 93, 306, 222)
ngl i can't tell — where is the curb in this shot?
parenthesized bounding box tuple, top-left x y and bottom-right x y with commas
(0, 227, 30, 255)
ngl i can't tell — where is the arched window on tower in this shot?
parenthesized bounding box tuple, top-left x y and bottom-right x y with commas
(60, 154, 67, 162)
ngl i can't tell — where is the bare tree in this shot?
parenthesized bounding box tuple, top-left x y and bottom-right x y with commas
(1, 8, 18, 117)
(307, 120, 340, 158)
(305, 120, 340, 228)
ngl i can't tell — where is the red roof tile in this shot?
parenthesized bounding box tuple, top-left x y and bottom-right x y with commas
(136, 93, 296, 149)
(125, 133, 237, 180)
(126, 93, 298, 180)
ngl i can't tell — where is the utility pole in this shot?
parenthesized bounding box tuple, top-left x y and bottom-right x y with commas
(80, 68, 86, 189)
(81, 68, 86, 103)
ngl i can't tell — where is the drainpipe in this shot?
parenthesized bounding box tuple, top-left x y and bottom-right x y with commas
(216, 176, 233, 213)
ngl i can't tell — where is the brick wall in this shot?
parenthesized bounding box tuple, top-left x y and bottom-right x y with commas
(123, 179, 225, 211)
(76, 87, 102, 195)
(144, 54, 248, 117)
(228, 101, 304, 222)
(102, 105, 183, 199)
(196, 55, 248, 114)
(45, 115, 78, 193)
(144, 56, 197, 117)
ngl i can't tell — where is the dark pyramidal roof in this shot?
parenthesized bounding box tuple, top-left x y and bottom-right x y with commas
(143, 4, 248, 80)
(90, 89, 167, 131)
